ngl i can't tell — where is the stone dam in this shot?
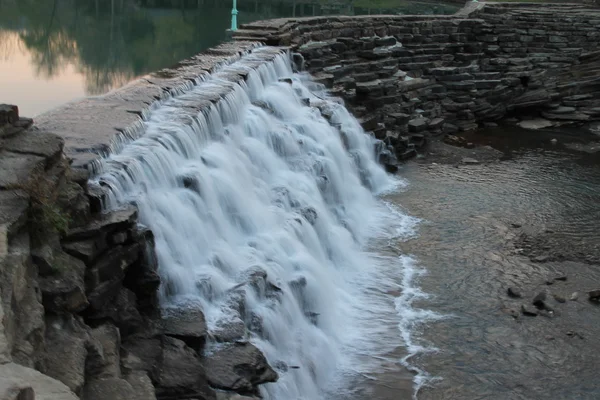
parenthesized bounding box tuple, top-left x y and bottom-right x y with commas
(1, 2, 600, 400)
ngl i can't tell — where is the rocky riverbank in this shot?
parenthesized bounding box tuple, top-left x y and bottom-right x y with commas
(0, 106, 277, 400)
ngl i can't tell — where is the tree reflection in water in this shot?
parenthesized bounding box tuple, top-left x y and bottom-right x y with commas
(0, 0, 457, 96)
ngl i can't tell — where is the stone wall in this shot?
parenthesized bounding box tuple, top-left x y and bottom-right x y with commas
(234, 2, 600, 159)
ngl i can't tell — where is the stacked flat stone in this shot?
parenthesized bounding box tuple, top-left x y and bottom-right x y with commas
(235, 3, 600, 160)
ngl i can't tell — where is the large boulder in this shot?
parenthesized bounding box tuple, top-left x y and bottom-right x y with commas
(41, 315, 89, 396)
(161, 305, 207, 350)
(204, 343, 278, 394)
(82, 378, 137, 400)
(122, 335, 215, 400)
(87, 323, 121, 379)
(0, 362, 78, 400)
(156, 336, 215, 400)
(124, 371, 157, 400)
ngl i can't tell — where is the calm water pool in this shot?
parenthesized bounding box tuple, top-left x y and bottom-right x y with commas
(0, 0, 458, 117)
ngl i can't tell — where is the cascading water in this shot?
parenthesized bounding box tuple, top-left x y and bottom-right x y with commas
(94, 48, 432, 399)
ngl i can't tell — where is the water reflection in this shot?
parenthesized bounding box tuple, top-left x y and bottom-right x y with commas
(0, 0, 458, 116)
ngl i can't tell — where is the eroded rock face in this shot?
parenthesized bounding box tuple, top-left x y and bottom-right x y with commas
(37, 251, 89, 314)
(41, 315, 89, 395)
(82, 378, 137, 400)
(204, 343, 278, 394)
(0, 233, 45, 369)
(157, 336, 215, 400)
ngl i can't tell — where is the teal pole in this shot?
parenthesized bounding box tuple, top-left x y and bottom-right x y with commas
(231, 0, 238, 31)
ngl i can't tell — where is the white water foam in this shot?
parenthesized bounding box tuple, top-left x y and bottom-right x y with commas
(94, 49, 435, 400)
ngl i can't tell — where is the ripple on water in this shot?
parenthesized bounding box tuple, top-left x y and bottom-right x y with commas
(389, 148, 600, 400)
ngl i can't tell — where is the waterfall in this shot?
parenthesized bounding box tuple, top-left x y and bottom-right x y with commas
(94, 48, 421, 399)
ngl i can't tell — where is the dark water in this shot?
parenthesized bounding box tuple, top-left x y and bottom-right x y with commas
(387, 134, 600, 399)
(0, 0, 458, 117)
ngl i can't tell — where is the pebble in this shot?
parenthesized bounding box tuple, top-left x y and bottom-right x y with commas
(521, 304, 538, 316)
(553, 294, 566, 303)
(532, 291, 547, 307)
(554, 274, 567, 282)
(462, 157, 479, 165)
(507, 287, 522, 298)
(531, 255, 549, 263)
(550, 138, 558, 145)
(570, 292, 579, 301)
(566, 331, 584, 339)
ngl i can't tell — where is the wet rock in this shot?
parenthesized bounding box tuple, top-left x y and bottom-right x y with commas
(216, 393, 260, 400)
(517, 118, 554, 130)
(532, 291, 547, 308)
(461, 157, 479, 165)
(521, 304, 538, 316)
(589, 289, 600, 301)
(507, 287, 522, 298)
(538, 301, 554, 312)
(444, 134, 466, 147)
(211, 317, 246, 343)
(385, 162, 399, 173)
(288, 276, 307, 290)
(570, 292, 580, 301)
(204, 343, 278, 394)
(553, 294, 566, 303)
(531, 255, 549, 263)
(566, 330, 584, 339)
(161, 306, 207, 350)
(300, 207, 318, 225)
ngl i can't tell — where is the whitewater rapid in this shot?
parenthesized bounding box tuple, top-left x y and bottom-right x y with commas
(93, 48, 436, 399)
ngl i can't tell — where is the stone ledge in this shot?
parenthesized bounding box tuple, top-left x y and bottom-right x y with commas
(34, 41, 264, 175)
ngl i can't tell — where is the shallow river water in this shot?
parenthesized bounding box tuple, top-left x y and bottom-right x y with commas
(377, 135, 600, 400)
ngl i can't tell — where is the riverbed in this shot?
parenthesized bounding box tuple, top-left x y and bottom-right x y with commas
(376, 131, 600, 399)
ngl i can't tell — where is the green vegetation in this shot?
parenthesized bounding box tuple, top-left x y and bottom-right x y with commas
(24, 170, 71, 235)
